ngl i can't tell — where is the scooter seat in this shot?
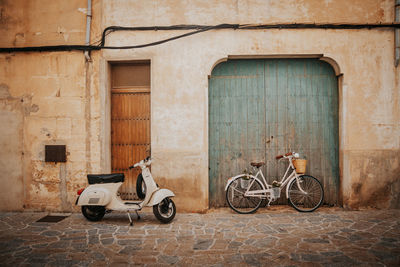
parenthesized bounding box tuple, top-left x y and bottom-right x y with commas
(87, 173, 124, 184)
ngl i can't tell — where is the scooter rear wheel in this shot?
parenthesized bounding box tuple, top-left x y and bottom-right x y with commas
(81, 205, 105, 221)
(153, 198, 176, 223)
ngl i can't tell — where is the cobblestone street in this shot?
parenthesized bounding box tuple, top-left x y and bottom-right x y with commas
(0, 207, 399, 266)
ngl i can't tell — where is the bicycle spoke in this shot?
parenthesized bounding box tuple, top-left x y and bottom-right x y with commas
(226, 177, 263, 214)
(288, 189, 304, 195)
(288, 175, 324, 212)
(231, 186, 245, 195)
(249, 196, 260, 206)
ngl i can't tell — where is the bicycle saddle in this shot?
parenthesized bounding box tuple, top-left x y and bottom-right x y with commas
(250, 161, 265, 168)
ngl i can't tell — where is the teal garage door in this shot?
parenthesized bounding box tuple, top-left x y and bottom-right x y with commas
(209, 59, 338, 207)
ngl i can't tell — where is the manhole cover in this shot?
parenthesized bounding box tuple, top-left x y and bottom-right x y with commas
(36, 215, 68, 223)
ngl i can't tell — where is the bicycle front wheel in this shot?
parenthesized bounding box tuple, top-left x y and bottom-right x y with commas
(288, 175, 324, 212)
(226, 177, 263, 214)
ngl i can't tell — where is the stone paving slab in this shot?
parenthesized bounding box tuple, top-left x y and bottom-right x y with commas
(0, 206, 399, 266)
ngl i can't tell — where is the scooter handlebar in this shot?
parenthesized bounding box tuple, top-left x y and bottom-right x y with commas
(144, 157, 152, 166)
(129, 157, 152, 169)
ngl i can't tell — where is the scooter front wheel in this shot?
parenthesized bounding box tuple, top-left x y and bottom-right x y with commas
(153, 198, 176, 223)
(136, 173, 146, 200)
(81, 205, 106, 221)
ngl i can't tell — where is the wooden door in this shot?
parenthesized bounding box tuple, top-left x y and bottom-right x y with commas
(111, 62, 150, 200)
(209, 60, 266, 206)
(209, 59, 338, 207)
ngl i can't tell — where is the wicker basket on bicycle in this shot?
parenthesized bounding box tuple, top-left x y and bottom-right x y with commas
(293, 159, 307, 174)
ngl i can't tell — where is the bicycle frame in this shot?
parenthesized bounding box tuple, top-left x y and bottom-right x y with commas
(225, 156, 305, 202)
(225, 152, 324, 213)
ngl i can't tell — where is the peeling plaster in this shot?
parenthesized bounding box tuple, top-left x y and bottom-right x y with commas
(30, 104, 39, 113)
(77, 8, 87, 14)
(0, 83, 10, 98)
(346, 150, 400, 209)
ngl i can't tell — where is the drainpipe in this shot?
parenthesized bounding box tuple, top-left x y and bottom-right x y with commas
(84, 0, 93, 174)
(396, 0, 400, 66)
(84, 0, 92, 61)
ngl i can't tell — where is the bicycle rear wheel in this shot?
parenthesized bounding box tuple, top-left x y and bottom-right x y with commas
(288, 175, 324, 212)
(226, 177, 264, 214)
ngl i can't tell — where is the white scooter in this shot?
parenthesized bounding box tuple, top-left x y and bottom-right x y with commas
(76, 157, 176, 225)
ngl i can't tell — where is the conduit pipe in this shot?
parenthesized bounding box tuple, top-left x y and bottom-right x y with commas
(1, 23, 400, 53)
(396, 0, 400, 66)
(84, 0, 92, 61)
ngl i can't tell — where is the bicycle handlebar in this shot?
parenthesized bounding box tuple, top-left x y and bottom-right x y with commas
(275, 152, 300, 160)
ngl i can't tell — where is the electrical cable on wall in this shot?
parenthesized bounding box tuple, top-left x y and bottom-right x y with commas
(1, 23, 400, 53)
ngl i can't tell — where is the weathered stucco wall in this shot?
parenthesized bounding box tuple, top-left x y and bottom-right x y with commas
(0, 0, 87, 47)
(0, 91, 24, 210)
(103, 0, 394, 25)
(0, 0, 398, 212)
(0, 0, 105, 211)
(0, 52, 90, 211)
(101, 0, 399, 212)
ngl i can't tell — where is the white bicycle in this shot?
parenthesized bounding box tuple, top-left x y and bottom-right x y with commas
(225, 152, 324, 213)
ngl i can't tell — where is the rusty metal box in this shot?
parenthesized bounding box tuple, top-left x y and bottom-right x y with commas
(45, 145, 66, 162)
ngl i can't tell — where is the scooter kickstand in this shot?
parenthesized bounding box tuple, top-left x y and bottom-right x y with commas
(136, 210, 140, 220)
(127, 212, 133, 226)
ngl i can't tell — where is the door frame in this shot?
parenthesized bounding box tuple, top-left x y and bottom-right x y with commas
(207, 54, 344, 207)
(99, 58, 152, 173)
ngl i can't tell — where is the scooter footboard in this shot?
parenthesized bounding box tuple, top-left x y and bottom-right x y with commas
(147, 189, 175, 206)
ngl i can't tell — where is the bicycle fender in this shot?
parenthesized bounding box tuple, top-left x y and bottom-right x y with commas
(224, 174, 266, 191)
